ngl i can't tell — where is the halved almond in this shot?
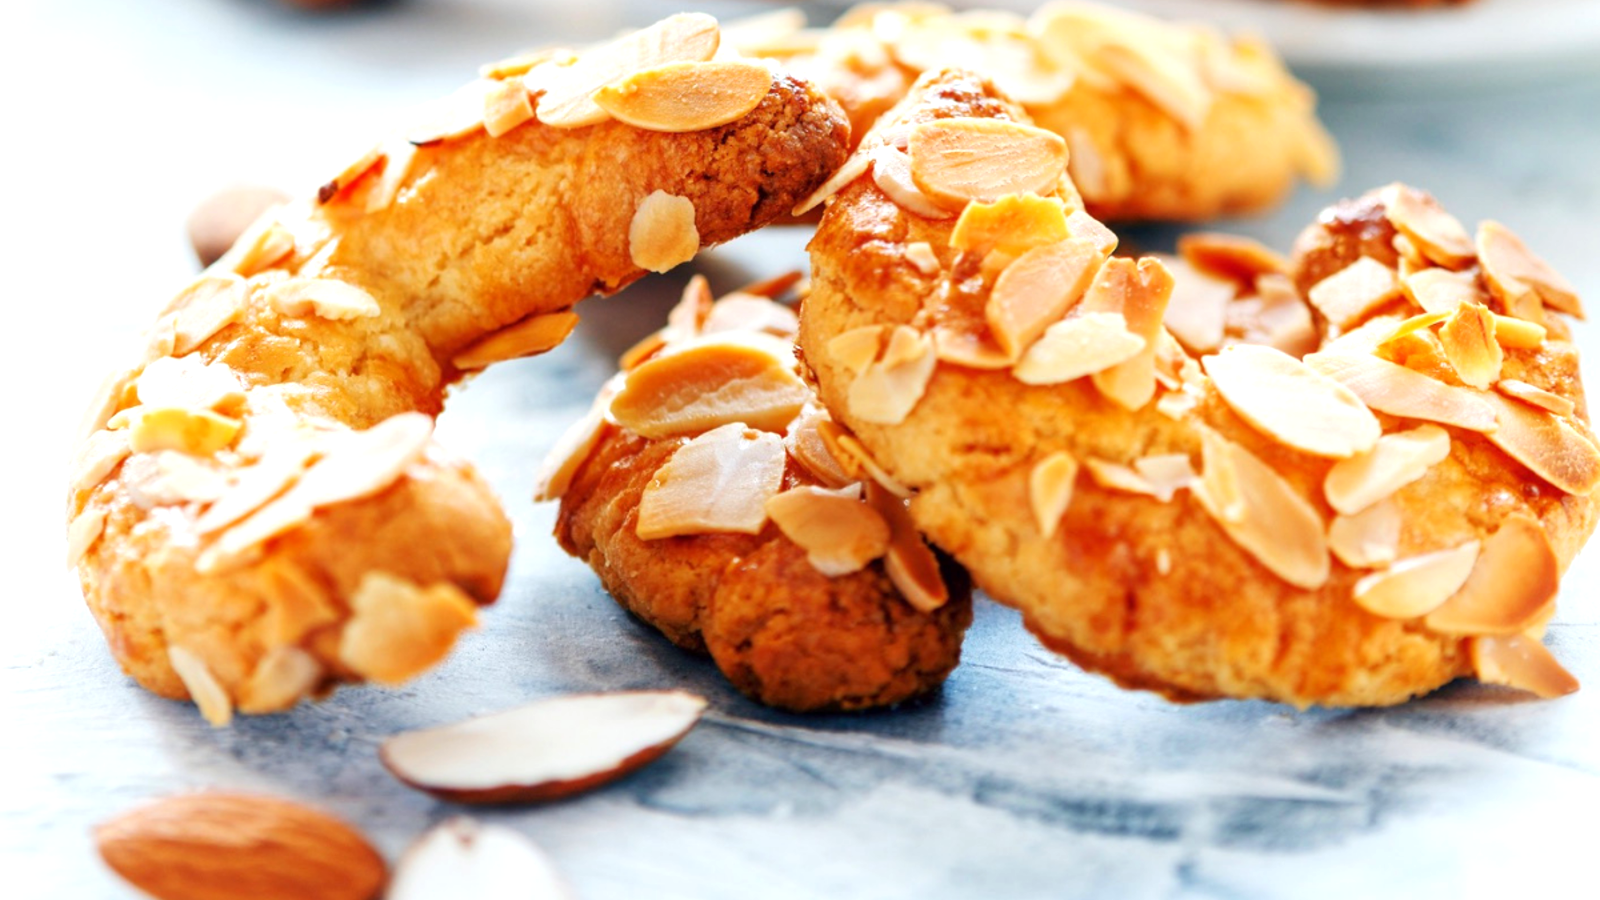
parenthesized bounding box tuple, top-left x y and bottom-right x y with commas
(1192, 429, 1329, 590)
(866, 482, 947, 611)
(381, 691, 708, 803)
(1352, 541, 1480, 620)
(1080, 257, 1173, 411)
(1307, 257, 1402, 330)
(264, 278, 381, 321)
(482, 77, 536, 137)
(986, 238, 1103, 358)
(1439, 303, 1502, 389)
(871, 146, 950, 219)
(766, 485, 891, 576)
(949, 193, 1070, 256)
(1401, 267, 1485, 316)
(453, 311, 580, 370)
(1029, 451, 1079, 538)
(1324, 424, 1451, 515)
(611, 335, 808, 438)
(847, 325, 937, 425)
(593, 60, 770, 132)
(1160, 255, 1236, 353)
(628, 191, 699, 273)
(389, 818, 573, 900)
(1482, 393, 1600, 495)
(1177, 232, 1288, 286)
(135, 355, 244, 413)
(1495, 379, 1575, 417)
(1327, 499, 1401, 569)
(1380, 184, 1475, 270)
(906, 117, 1068, 212)
(1425, 516, 1557, 636)
(1477, 220, 1584, 319)
(1012, 311, 1144, 386)
(636, 424, 785, 539)
(1471, 634, 1580, 698)
(1203, 344, 1381, 459)
(536, 13, 721, 129)
(129, 407, 242, 456)
(1303, 352, 1498, 433)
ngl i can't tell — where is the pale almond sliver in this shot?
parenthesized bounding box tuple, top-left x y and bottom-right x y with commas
(1177, 232, 1288, 285)
(1012, 312, 1144, 385)
(1029, 451, 1079, 538)
(1352, 541, 1480, 620)
(847, 325, 937, 425)
(1192, 429, 1329, 590)
(167, 646, 233, 727)
(1303, 352, 1497, 433)
(1307, 257, 1401, 330)
(906, 117, 1068, 212)
(1327, 500, 1401, 569)
(866, 482, 947, 612)
(167, 274, 248, 355)
(636, 423, 785, 539)
(986, 238, 1103, 359)
(1079, 257, 1173, 411)
(871, 146, 950, 219)
(793, 152, 872, 216)
(1324, 424, 1451, 516)
(452, 311, 580, 370)
(482, 77, 536, 138)
(128, 408, 242, 456)
(533, 375, 620, 502)
(1203, 344, 1381, 459)
(1439, 303, 1502, 389)
(1477, 220, 1583, 319)
(1426, 516, 1557, 636)
(66, 507, 108, 567)
(1402, 267, 1486, 316)
(629, 191, 699, 273)
(195, 440, 319, 535)
(1381, 184, 1475, 270)
(264, 278, 381, 321)
(949, 193, 1070, 256)
(1482, 392, 1600, 495)
(135, 356, 245, 413)
(593, 60, 771, 133)
(783, 406, 853, 489)
(1161, 255, 1236, 353)
(1471, 634, 1580, 698)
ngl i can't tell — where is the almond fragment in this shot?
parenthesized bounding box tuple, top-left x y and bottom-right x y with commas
(1161, 255, 1236, 353)
(1375, 311, 1449, 349)
(847, 325, 937, 425)
(135, 356, 244, 414)
(1324, 424, 1451, 515)
(1064, 211, 1118, 257)
(317, 147, 383, 205)
(1204, 344, 1381, 459)
(1192, 429, 1329, 590)
(452, 311, 579, 370)
(482, 78, 535, 137)
(702, 295, 798, 338)
(408, 79, 493, 145)
(610, 335, 808, 438)
(1353, 541, 1481, 620)
(1307, 257, 1402, 330)
(819, 422, 913, 498)
(986, 237, 1103, 359)
(1381, 184, 1475, 270)
(123, 451, 232, 509)
(95, 792, 387, 900)
(1496, 379, 1575, 418)
(1439, 303, 1502, 388)
(871, 146, 950, 219)
(905, 241, 941, 275)
(339, 573, 478, 685)
(906, 117, 1068, 212)
(1177, 232, 1288, 286)
(628, 191, 699, 273)
(264, 278, 381, 321)
(166, 274, 247, 355)
(533, 378, 620, 502)
(783, 406, 853, 489)
(593, 60, 770, 132)
(828, 324, 886, 375)
(1327, 500, 1401, 569)
(381, 691, 707, 803)
(229, 221, 296, 278)
(1477, 220, 1583, 319)
(949, 193, 1069, 256)
(1303, 352, 1498, 433)
(66, 507, 107, 566)
(1012, 311, 1144, 386)
(166, 646, 234, 727)
(636, 424, 785, 539)
(793, 152, 872, 216)
(237, 647, 322, 714)
(537, 13, 721, 129)
(195, 441, 319, 534)
(1080, 257, 1174, 411)
(1471, 634, 1580, 698)
(1402, 267, 1485, 315)
(1482, 393, 1600, 495)
(389, 818, 574, 900)
(865, 482, 947, 611)
(479, 46, 572, 80)
(766, 485, 891, 576)
(1491, 314, 1546, 349)
(1029, 451, 1079, 538)
(129, 408, 242, 456)
(931, 321, 1013, 370)
(1425, 516, 1558, 636)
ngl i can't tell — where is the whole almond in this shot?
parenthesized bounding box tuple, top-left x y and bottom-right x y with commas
(94, 792, 387, 900)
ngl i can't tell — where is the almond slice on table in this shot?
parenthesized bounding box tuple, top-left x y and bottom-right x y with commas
(766, 485, 891, 576)
(1307, 257, 1402, 330)
(95, 792, 386, 900)
(452, 310, 580, 370)
(1402, 267, 1487, 316)
(1303, 352, 1498, 433)
(1351, 541, 1480, 620)
(1323, 424, 1451, 515)
(1481, 393, 1600, 495)
(986, 237, 1104, 359)
(906, 117, 1068, 212)
(1192, 429, 1329, 590)
(1327, 499, 1402, 569)
(1496, 379, 1575, 417)
(381, 691, 708, 803)
(593, 60, 771, 132)
(1012, 311, 1144, 386)
(537, 13, 721, 129)
(1203, 344, 1381, 459)
(389, 818, 573, 900)
(1424, 516, 1558, 636)
(1380, 184, 1476, 270)
(636, 423, 786, 539)
(610, 334, 808, 438)
(1471, 634, 1580, 698)
(1476, 220, 1584, 319)
(1439, 303, 1502, 389)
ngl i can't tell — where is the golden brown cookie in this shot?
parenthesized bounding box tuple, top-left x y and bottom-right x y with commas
(797, 68, 1596, 707)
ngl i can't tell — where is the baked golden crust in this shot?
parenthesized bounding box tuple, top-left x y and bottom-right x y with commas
(798, 69, 1597, 706)
(67, 26, 851, 722)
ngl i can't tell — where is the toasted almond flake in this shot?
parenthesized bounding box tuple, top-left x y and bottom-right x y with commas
(1307, 257, 1402, 330)
(986, 238, 1103, 359)
(906, 117, 1068, 212)
(167, 274, 247, 355)
(238, 647, 322, 714)
(824, 426, 912, 499)
(1482, 392, 1600, 495)
(1477, 220, 1584, 319)
(537, 13, 721, 129)
(1135, 453, 1197, 501)
(1471, 634, 1580, 698)
(167, 645, 233, 727)
(1376, 311, 1449, 349)
(1491, 314, 1546, 349)
(1012, 311, 1145, 386)
(1079, 257, 1173, 411)
(1327, 500, 1401, 569)
(1496, 379, 1575, 417)
(339, 573, 478, 685)
(931, 321, 1013, 370)
(668, 274, 714, 336)
(1439, 302, 1503, 388)
(1425, 516, 1557, 636)
(363, 142, 417, 214)
(870, 146, 950, 219)
(702, 295, 798, 338)
(453, 311, 579, 370)
(123, 451, 231, 509)
(1401, 266, 1484, 316)
(288, 412, 434, 510)
(865, 482, 946, 612)
(408, 79, 493, 145)
(1203, 345, 1381, 458)
(482, 78, 536, 137)
(1380, 184, 1475, 269)
(1324, 424, 1450, 515)
(766, 485, 891, 576)
(793, 152, 872, 216)
(1084, 459, 1157, 498)
(198, 494, 313, 573)
(618, 333, 667, 372)
(1029, 451, 1079, 538)
(195, 441, 319, 534)
(628, 191, 699, 273)
(318, 146, 384, 204)
(1353, 541, 1480, 620)
(135, 356, 244, 413)
(128, 407, 242, 456)
(533, 380, 619, 502)
(828, 325, 885, 375)
(784, 406, 853, 489)
(1064, 127, 1107, 200)
(1161, 255, 1235, 353)
(1303, 352, 1498, 433)
(264, 278, 381, 321)
(228, 221, 296, 278)
(1177, 232, 1288, 285)
(949, 194, 1070, 256)
(593, 60, 770, 133)
(1064, 211, 1118, 257)
(848, 325, 937, 425)
(905, 241, 941, 275)
(636, 423, 786, 539)
(1156, 388, 1199, 421)
(1192, 429, 1329, 590)
(1227, 275, 1318, 356)
(66, 507, 107, 566)
(1096, 41, 1212, 130)
(610, 335, 809, 438)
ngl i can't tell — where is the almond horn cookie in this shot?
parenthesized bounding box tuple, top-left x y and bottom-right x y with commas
(66, 13, 850, 724)
(734, 2, 1338, 222)
(798, 68, 1598, 707)
(540, 278, 972, 712)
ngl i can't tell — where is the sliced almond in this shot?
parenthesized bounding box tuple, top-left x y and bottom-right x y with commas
(702, 295, 798, 338)
(123, 451, 232, 509)
(820, 423, 913, 498)
(1063, 126, 1108, 201)
(389, 818, 573, 900)
(1064, 211, 1118, 257)
(593, 60, 770, 132)
(949, 193, 1070, 256)
(1439, 303, 1502, 389)
(1327, 499, 1402, 569)
(628, 191, 699, 273)
(1203, 344, 1381, 459)
(339, 573, 478, 686)
(1307, 257, 1402, 330)
(1177, 232, 1289, 286)
(237, 647, 322, 714)
(1401, 266, 1484, 316)
(66, 507, 107, 566)
(1012, 311, 1144, 386)
(1095, 39, 1212, 130)
(906, 117, 1068, 212)
(986, 237, 1103, 359)
(827, 324, 886, 375)
(931, 320, 1013, 370)
(1376, 311, 1449, 349)
(482, 78, 535, 137)
(1381, 184, 1475, 270)
(1227, 273, 1318, 356)
(847, 325, 937, 425)
(1303, 352, 1498, 433)
(668, 274, 714, 335)
(480, 46, 572, 80)
(533, 379, 619, 502)
(135, 356, 245, 413)
(264, 278, 381, 321)
(871, 146, 950, 219)
(792, 151, 872, 216)
(1352, 541, 1480, 620)
(610, 335, 809, 438)
(1029, 451, 1079, 538)
(129, 407, 242, 456)
(1160, 255, 1236, 353)
(1134, 453, 1197, 501)
(1477, 220, 1583, 319)
(1471, 634, 1580, 698)
(636, 423, 785, 539)
(1425, 516, 1558, 636)
(783, 406, 853, 489)
(1083, 459, 1156, 498)
(1324, 424, 1451, 515)
(1482, 392, 1600, 495)
(1079, 257, 1173, 411)
(408, 79, 494, 145)
(1192, 429, 1329, 590)
(453, 310, 580, 370)
(865, 482, 946, 611)
(537, 13, 721, 129)
(905, 241, 941, 275)
(195, 441, 319, 535)
(166, 645, 234, 727)
(167, 274, 247, 355)
(381, 691, 707, 803)
(1491, 314, 1546, 349)
(766, 485, 891, 576)
(362, 142, 416, 214)
(230, 221, 296, 278)
(318, 146, 384, 205)
(1496, 379, 1575, 418)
